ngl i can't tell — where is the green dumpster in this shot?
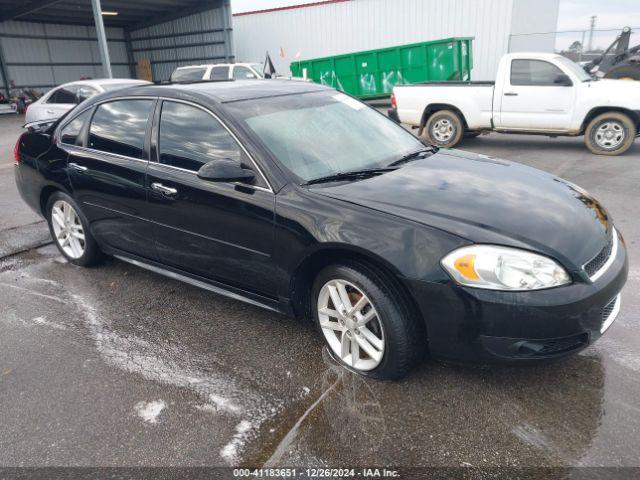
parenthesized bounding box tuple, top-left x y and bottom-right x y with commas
(290, 37, 473, 99)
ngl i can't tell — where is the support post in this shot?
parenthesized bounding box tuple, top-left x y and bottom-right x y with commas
(90, 0, 112, 78)
(221, 0, 234, 62)
(124, 30, 136, 78)
(0, 37, 11, 98)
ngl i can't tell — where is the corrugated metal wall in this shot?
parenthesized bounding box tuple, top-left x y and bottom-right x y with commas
(129, 3, 232, 82)
(0, 20, 129, 92)
(234, 0, 559, 81)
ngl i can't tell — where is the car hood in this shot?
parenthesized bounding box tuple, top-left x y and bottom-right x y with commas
(585, 79, 640, 106)
(310, 149, 611, 270)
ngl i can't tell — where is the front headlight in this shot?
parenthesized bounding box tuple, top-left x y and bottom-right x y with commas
(441, 245, 571, 291)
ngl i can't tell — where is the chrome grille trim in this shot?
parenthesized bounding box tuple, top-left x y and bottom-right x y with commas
(584, 228, 618, 282)
(600, 294, 621, 334)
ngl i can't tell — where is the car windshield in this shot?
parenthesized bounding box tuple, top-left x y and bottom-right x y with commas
(226, 90, 424, 183)
(556, 56, 592, 82)
(249, 64, 264, 78)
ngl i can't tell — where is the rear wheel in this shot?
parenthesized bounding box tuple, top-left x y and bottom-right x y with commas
(312, 262, 425, 380)
(46, 191, 103, 266)
(604, 65, 640, 81)
(584, 112, 636, 156)
(424, 110, 464, 148)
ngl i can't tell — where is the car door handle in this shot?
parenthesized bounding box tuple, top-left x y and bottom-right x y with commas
(151, 182, 178, 197)
(46, 109, 55, 114)
(68, 162, 87, 173)
(504, 92, 519, 96)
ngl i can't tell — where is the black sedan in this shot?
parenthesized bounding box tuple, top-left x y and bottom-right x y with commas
(14, 80, 628, 379)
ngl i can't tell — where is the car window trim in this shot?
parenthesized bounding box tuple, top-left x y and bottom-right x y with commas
(155, 97, 273, 193)
(56, 95, 274, 194)
(56, 96, 155, 161)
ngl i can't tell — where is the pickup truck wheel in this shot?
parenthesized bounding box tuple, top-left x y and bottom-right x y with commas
(424, 110, 463, 148)
(584, 112, 636, 156)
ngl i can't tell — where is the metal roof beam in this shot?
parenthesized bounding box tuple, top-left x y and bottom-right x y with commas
(129, 0, 223, 31)
(0, 0, 66, 21)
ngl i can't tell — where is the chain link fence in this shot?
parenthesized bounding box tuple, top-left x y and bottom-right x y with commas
(509, 27, 639, 64)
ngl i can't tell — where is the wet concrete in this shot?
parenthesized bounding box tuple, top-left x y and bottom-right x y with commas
(1, 111, 640, 469)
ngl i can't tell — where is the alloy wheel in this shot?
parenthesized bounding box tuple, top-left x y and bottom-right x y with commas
(432, 118, 455, 142)
(317, 279, 385, 371)
(51, 200, 85, 259)
(594, 121, 626, 150)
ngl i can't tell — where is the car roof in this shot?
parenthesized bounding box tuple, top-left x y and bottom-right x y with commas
(118, 79, 330, 103)
(174, 63, 257, 70)
(54, 78, 150, 89)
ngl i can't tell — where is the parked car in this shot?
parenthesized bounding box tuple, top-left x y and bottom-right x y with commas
(25, 79, 151, 123)
(390, 52, 640, 155)
(15, 80, 627, 379)
(170, 63, 264, 83)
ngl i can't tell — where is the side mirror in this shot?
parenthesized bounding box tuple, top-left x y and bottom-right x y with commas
(197, 158, 255, 183)
(554, 74, 573, 86)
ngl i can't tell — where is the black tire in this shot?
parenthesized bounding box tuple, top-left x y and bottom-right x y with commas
(46, 191, 103, 266)
(311, 261, 426, 380)
(424, 110, 464, 148)
(584, 111, 636, 156)
(604, 65, 640, 81)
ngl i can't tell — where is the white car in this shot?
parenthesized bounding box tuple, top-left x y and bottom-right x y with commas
(25, 78, 150, 123)
(390, 52, 640, 155)
(170, 63, 264, 83)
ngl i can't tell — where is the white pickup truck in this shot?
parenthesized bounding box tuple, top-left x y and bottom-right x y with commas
(390, 52, 640, 155)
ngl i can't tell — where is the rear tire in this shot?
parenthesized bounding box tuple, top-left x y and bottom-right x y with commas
(311, 261, 426, 380)
(584, 112, 636, 156)
(46, 191, 103, 266)
(604, 65, 640, 81)
(424, 110, 464, 148)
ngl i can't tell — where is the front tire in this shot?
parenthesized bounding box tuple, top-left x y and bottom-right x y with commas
(424, 110, 464, 148)
(312, 262, 426, 380)
(584, 112, 636, 156)
(46, 191, 103, 266)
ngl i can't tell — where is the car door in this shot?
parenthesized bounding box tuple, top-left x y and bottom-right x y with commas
(63, 98, 158, 259)
(42, 84, 79, 120)
(496, 58, 576, 130)
(145, 99, 277, 296)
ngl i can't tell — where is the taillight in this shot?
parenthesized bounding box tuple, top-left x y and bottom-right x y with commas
(14, 135, 22, 165)
(390, 93, 397, 109)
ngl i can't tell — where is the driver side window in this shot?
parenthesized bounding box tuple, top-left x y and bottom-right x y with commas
(158, 101, 242, 172)
(511, 60, 566, 86)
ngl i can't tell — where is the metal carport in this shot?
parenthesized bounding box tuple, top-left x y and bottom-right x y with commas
(0, 0, 234, 96)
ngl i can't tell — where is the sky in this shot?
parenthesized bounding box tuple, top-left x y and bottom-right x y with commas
(231, 0, 640, 50)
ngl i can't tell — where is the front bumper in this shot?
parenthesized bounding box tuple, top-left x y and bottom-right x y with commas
(404, 233, 629, 363)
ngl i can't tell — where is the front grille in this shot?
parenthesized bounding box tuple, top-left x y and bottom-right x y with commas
(602, 296, 618, 321)
(600, 294, 621, 334)
(584, 230, 615, 278)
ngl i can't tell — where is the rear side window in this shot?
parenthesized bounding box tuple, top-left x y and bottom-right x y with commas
(171, 68, 207, 83)
(158, 101, 241, 171)
(511, 60, 565, 86)
(47, 86, 78, 104)
(210, 66, 230, 80)
(88, 100, 154, 159)
(60, 110, 91, 145)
